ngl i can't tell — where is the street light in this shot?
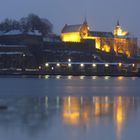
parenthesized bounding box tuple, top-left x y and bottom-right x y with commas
(105, 64, 109, 67)
(45, 63, 49, 67)
(118, 62, 122, 67)
(132, 64, 135, 67)
(56, 63, 60, 67)
(23, 54, 25, 57)
(68, 63, 72, 67)
(68, 58, 71, 62)
(80, 64, 84, 67)
(92, 64, 96, 67)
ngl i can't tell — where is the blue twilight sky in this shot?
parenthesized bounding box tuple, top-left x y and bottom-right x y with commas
(0, 0, 140, 44)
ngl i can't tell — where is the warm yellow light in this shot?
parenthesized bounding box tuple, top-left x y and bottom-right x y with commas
(80, 64, 84, 67)
(114, 38, 131, 57)
(118, 63, 122, 67)
(68, 75, 72, 79)
(92, 64, 96, 67)
(114, 96, 124, 126)
(94, 97, 101, 116)
(104, 45, 110, 52)
(117, 76, 124, 81)
(80, 76, 85, 80)
(92, 76, 97, 80)
(61, 32, 81, 42)
(102, 96, 109, 114)
(57, 63, 60, 67)
(62, 97, 80, 125)
(45, 63, 49, 67)
(84, 36, 101, 50)
(68, 63, 72, 67)
(114, 25, 128, 37)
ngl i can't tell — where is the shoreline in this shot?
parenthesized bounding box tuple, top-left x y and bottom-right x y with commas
(0, 71, 139, 77)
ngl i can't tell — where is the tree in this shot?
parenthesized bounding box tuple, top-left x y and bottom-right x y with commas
(19, 13, 53, 35)
(0, 13, 53, 36)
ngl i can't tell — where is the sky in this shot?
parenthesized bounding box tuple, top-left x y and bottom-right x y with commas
(0, 0, 140, 45)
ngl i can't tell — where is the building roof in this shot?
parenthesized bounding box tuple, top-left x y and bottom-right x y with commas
(0, 30, 42, 36)
(89, 31, 114, 38)
(61, 24, 83, 33)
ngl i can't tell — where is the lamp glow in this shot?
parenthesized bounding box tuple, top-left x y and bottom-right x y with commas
(68, 58, 71, 62)
(80, 64, 84, 67)
(45, 63, 49, 67)
(68, 63, 72, 67)
(105, 64, 109, 67)
(57, 63, 60, 67)
(92, 64, 96, 67)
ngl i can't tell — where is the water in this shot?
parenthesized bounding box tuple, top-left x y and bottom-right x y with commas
(0, 76, 140, 140)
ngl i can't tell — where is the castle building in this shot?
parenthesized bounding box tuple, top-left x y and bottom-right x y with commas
(61, 20, 137, 57)
(61, 19, 89, 42)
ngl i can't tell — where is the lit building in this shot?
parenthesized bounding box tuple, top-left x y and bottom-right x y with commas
(61, 19, 89, 42)
(61, 20, 137, 57)
(114, 21, 128, 36)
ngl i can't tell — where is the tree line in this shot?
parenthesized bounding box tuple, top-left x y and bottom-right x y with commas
(0, 13, 53, 36)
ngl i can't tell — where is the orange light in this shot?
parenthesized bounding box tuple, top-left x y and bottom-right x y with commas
(117, 76, 124, 81)
(118, 63, 122, 67)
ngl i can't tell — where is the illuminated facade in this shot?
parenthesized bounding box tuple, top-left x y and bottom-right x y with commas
(61, 20, 137, 57)
(114, 21, 128, 36)
(61, 19, 89, 42)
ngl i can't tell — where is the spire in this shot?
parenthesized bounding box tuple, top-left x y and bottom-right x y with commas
(117, 20, 120, 26)
(83, 17, 88, 25)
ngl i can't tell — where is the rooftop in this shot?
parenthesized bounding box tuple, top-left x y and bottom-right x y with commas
(61, 24, 83, 33)
(89, 31, 114, 38)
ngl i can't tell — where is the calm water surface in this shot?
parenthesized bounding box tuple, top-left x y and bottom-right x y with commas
(0, 76, 140, 140)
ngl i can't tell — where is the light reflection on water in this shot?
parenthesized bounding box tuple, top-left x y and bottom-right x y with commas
(0, 76, 140, 140)
(0, 96, 139, 140)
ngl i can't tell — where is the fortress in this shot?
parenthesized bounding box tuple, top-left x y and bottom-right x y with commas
(61, 19, 137, 57)
(0, 18, 139, 75)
